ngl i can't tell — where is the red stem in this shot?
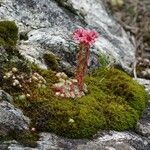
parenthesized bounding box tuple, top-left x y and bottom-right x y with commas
(83, 45, 89, 75)
(75, 43, 82, 79)
(75, 43, 90, 91)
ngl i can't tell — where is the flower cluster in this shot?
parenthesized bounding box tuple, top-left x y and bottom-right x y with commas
(3, 67, 47, 99)
(31, 72, 46, 88)
(53, 72, 88, 98)
(73, 28, 98, 46)
(73, 28, 98, 90)
(3, 67, 23, 88)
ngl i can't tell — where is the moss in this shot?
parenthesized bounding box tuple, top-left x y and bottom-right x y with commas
(44, 97, 106, 138)
(91, 67, 148, 114)
(0, 21, 18, 46)
(98, 53, 109, 67)
(13, 131, 39, 148)
(104, 101, 139, 130)
(0, 37, 5, 45)
(4, 46, 24, 59)
(0, 48, 32, 95)
(1, 61, 148, 139)
(43, 53, 59, 71)
(8, 131, 39, 148)
(0, 130, 39, 148)
(31, 63, 58, 84)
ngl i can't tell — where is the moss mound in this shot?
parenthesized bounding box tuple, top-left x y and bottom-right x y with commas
(0, 49, 148, 139)
(0, 130, 39, 148)
(7, 66, 147, 139)
(0, 21, 18, 46)
(91, 68, 148, 114)
(43, 53, 59, 71)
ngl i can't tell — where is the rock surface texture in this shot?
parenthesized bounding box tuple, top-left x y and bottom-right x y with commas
(0, 0, 135, 72)
(1, 130, 150, 150)
(0, 98, 30, 136)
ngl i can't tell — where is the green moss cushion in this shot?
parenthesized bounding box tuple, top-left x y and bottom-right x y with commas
(0, 21, 18, 46)
(9, 67, 147, 139)
(43, 53, 59, 71)
(91, 68, 148, 114)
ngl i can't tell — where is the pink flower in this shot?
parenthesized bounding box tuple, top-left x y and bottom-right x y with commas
(73, 28, 98, 46)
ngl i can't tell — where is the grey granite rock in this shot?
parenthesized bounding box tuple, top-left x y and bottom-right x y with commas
(135, 78, 150, 94)
(0, 101, 30, 136)
(0, 0, 135, 72)
(135, 78, 150, 139)
(2, 131, 149, 150)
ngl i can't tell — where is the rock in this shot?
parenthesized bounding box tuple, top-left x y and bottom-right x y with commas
(1, 131, 149, 150)
(140, 69, 150, 79)
(135, 78, 150, 94)
(136, 122, 150, 137)
(147, 69, 150, 75)
(75, 131, 149, 150)
(136, 97, 150, 138)
(143, 59, 150, 65)
(0, 90, 13, 102)
(0, 140, 18, 150)
(141, 70, 148, 77)
(0, 0, 135, 72)
(0, 100, 30, 136)
(135, 78, 150, 138)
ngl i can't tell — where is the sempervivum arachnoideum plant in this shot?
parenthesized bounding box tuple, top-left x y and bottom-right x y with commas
(53, 28, 98, 98)
(3, 67, 47, 100)
(53, 72, 88, 98)
(73, 28, 98, 90)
